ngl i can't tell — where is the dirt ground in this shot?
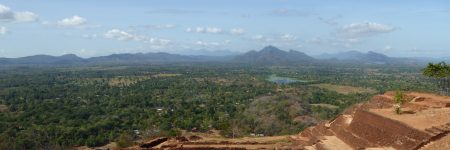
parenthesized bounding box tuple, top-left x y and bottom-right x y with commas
(370, 108, 450, 131)
(137, 130, 298, 150)
(421, 133, 450, 150)
(370, 92, 450, 131)
(317, 136, 353, 150)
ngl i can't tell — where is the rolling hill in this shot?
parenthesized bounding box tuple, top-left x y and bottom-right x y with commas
(318, 51, 393, 64)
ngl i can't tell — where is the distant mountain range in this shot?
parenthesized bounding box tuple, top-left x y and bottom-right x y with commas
(317, 51, 393, 64)
(0, 46, 445, 66)
(0, 52, 230, 65)
(233, 46, 315, 65)
(171, 49, 240, 56)
(0, 54, 85, 65)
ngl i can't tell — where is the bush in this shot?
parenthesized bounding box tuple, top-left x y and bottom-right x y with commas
(394, 91, 404, 114)
(116, 132, 134, 148)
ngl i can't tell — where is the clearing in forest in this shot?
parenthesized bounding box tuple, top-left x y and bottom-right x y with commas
(310, 104, 339, 109)
(311, 83, 376, 94)
(152, 73, 181, 77)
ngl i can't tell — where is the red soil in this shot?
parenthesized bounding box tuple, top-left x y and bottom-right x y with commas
(295, 92, 450, 150)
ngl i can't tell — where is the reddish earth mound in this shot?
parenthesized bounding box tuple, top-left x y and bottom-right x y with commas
(296, 92, 450, 150)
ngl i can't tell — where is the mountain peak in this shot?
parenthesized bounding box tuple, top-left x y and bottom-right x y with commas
(60, 54, 81, 58)
(260, 45, 283, 53)
(233, 46, 315, 65)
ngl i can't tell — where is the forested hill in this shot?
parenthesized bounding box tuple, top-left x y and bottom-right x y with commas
(233, 46, 316, 65)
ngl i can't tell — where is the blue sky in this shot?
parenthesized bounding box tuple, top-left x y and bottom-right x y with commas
(0, 0, 449, 58)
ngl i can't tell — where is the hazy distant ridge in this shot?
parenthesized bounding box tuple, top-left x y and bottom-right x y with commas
(0, 46, 440, 65)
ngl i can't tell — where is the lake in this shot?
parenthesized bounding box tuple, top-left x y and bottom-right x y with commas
(267, 75, 309, 84)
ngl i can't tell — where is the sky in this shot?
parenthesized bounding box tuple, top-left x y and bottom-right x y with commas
(0, 0, 449, 58)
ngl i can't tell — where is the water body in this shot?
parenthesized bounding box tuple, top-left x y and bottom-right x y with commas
(267, 75, 308, 84)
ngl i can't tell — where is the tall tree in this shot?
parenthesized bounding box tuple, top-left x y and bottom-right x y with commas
(422, 62, 450, 95)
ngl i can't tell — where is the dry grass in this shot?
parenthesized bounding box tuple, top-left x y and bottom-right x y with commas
(310, 104, 339, 109)
(78, 74, 181, 87)
(108, 76, 150, 86)
(179, 130, 291, 143)
(152, 73, 181, 77)
(311, 83, 377, 94)
(0, 104, 8, 112)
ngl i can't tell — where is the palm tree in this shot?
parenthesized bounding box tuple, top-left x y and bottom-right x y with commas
(422, 62, 450, 95)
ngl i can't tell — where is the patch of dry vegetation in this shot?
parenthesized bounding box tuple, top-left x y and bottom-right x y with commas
(77, 74, 182, 87)
(0, 104, 8, 112)
(152, 73, 181, 77)
(310, 104, 339, 109)
(311, 83, 376, 94)
(243, 94, 315, 135)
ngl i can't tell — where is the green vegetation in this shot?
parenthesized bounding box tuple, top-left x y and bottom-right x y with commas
(422, 62, 450, 95)
(394, 90, 404, 114)
(0, 63, 439, 149)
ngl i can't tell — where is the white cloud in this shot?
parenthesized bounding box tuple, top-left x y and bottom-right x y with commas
(0, 4, 14, 20)
(280, 34, 296, 41)
(0, 26, 7, 35)
(14, 11, 39, 22)
(314, 22, 397, 48)
(383, 45, 392, 51)
(195, 41, 220, 46)
(105, 29, 144, 41)
(307, 36, 357, 48)
(187, 26, 245, 35)
(0, 4, 39, 22)
(230, 28, 245, 35)
(195, 27, 205, 33)
(185, 26, 222, 34)
(206, 27, 222, 33)
(252, 34, 298, 43)
(252, 35, 266, 41)
(250, 34, 302, 48)
(104, 29, 171, 46)
(339, 22, 395, 38)
(194, 40, 230, 47)
(57, 15, 87, 27)
(146, 38, 171, 46)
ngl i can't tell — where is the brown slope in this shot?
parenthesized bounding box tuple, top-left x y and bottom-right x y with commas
(295, 92, 450, 150)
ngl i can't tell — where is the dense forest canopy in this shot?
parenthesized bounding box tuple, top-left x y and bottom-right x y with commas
(0, 63, 439, 149)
